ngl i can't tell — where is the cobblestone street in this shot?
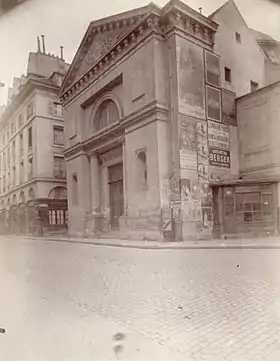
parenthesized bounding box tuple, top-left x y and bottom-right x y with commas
(1, 236, 280, 360)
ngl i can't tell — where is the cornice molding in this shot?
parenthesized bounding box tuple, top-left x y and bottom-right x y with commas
(64, 101, 168, 159)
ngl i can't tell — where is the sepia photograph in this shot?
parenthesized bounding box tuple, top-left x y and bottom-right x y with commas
(1, 0, 280, 360)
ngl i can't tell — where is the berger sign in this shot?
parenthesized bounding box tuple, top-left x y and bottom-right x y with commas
(209, 147, 230, 168)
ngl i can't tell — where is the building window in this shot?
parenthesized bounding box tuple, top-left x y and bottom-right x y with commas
(225, 67, 231, 83)
(53, 126, 64, 145)
(20, 161, 24, 184)
(54, 156, 66, 178)
(28, 126, 32, 148)
(3, 175, 5, 193)
(94, 99, 119, 133)
(250, 80, 259, 92)
(7, 147, 10, 167)
(27, 103, 34, 120)
(49, 101, 63, 117)
(72, 174, 78, 205)
(28, 157, 33, 180)
(20, 133, 23, 155)
(12, 166, 16, 187)
(3, 151, 5, 170)
(12, 140, 15, 161)
(11, 120, 16, 135)
(48, 186, 67, 199)
(136, 149, 148, 190)
(235, 32, 241, 43)
(18, 114, 23, 128)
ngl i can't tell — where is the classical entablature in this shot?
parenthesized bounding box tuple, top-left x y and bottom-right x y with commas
(60, 0, 218, 106)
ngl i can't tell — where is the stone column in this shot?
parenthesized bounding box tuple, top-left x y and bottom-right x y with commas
(122, 142, 128, 215)
(90, 153, 100, 215)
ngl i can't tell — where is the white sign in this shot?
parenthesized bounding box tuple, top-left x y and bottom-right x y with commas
(208, 120, 230, 150)
(180, 150, 197, 170)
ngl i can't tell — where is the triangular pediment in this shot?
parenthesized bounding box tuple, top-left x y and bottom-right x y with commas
(61, 3, 159, 94)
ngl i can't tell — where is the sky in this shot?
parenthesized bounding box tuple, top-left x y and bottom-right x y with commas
(0, 0, 280, 105)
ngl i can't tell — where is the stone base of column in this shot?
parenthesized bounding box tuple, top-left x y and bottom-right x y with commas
(85, 212, 102, 238)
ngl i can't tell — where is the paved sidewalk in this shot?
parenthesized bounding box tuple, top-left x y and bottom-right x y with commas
(13, 234, 280, 249)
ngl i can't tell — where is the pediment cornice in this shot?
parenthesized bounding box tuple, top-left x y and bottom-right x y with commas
(60, 1, 217, 106)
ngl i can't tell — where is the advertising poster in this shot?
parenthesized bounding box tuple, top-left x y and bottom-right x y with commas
(206, 85, 221, 122)
(208, 120, 230, 150)
(221, 88, 237, 126)
(180, 150, 197, 170)
(205, 51, 220, 87)
(209, 147, 231, 168)
(178, 40, 205, 118)
(180, 115, 197, 151)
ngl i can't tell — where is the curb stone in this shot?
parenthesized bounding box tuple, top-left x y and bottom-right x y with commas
(16, 235, 280, 250)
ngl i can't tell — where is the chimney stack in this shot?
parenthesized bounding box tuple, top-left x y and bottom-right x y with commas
(37, 36, 41, 53)
(60, 46, 64, 60)
(41, 35, 46, 54)
(199, 7, 202, 14)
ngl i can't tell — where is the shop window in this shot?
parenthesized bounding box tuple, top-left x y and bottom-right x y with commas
(136, 149, 148, 190)
(235, 191, 272, 222)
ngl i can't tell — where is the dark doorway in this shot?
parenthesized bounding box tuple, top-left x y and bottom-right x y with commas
(223, 187, 236, 234)
(108, 163, 124, 230)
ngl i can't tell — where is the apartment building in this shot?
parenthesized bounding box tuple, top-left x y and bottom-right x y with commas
(0, 39, 70, 235)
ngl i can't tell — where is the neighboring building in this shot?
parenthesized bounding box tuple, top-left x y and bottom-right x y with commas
(0, 38, 70, 235)
(209, 0, 267, 97)
(207, 0, 280, 239)
(251, 29, 280, 86)
(212, 81, 280, 238)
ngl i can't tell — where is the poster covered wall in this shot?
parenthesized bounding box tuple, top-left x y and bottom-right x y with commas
(177, 39, 205, 118)
(179, 115, 197, 171)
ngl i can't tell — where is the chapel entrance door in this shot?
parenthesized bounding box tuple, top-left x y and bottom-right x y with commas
(108, 163, 124, 230)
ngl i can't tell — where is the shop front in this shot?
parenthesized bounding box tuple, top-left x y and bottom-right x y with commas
(211, 180, 278, 239)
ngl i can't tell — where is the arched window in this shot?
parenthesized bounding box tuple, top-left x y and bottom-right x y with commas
(19, 191, 25, 204)
(48, 186, 67, 199)
(28, 187, 35, 200)
(94, 99, 119, 133)
(12, 194, 17, 205)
